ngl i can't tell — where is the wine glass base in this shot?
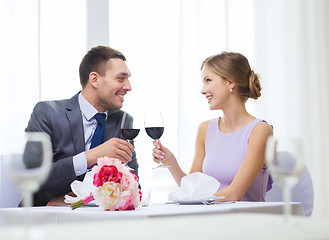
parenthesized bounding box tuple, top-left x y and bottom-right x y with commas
(152, 164, 170, 169)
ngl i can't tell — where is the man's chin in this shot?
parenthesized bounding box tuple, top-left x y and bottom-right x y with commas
(107, 103, 123, 111)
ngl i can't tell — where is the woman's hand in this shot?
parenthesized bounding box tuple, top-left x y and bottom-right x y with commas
(152, 140, 187, 186)
(152, 140, 177, 167)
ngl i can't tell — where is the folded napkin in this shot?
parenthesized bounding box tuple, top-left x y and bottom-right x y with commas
(168, 172, 221, 201)
(64, 171, 97, 204)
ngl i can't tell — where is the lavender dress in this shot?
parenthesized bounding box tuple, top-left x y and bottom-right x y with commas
(202, 118, 270, 201)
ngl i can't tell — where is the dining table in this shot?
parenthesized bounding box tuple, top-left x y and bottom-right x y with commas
(0, 201, 304, 226)
(0, 201, 328, 240)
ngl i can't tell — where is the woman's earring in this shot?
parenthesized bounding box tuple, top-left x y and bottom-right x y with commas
(229, 88, 233, 93)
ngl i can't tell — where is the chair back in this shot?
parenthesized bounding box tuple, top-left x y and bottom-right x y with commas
(0, 155, 22, 208)
(265, 152, 314, 216)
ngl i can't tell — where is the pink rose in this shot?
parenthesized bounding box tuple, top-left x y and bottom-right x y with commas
(93, 165, 122, 187)
(92, 157, 112, 175)
(120, 173, 135, 190)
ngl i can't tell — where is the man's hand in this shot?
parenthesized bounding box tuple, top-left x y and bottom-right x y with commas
(85, 138, 134, 167)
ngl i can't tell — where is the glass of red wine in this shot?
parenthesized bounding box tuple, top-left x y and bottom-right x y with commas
(144, 110, 168, 169)
(121, 111, 141, 170)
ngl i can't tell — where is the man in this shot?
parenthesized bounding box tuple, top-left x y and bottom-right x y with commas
(25, 46, 138, 206)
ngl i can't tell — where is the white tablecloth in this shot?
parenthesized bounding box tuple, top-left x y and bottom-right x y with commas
(0, 213, 328, 240)
(0, 201, 304, 226)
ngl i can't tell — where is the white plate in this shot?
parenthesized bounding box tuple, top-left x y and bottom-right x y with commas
(172, 196, 225, 205)
(174, 200, 213, 205)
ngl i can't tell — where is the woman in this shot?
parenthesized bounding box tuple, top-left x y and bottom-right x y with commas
(153, 52, 273, 202)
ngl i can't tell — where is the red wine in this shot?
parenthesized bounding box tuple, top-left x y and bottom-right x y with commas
(145, 127, 164, 140)
(122, 129, 140, 140)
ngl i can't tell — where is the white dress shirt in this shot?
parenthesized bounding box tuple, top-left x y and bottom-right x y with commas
(72, 93, 107, 176)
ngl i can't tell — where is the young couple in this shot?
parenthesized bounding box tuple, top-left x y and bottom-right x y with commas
(26, 46, 272, 206)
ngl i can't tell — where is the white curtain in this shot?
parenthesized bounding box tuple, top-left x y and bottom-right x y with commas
(0, 0, 86, 153)
(178, 0, 256, 170)
(39, 0, 86, 100)
(178, 0, 226, 171)
(254, 0, 329, 218)
(0, 0, 40, 153)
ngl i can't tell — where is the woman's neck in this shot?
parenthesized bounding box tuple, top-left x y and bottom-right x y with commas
(220, 103, 255, 133)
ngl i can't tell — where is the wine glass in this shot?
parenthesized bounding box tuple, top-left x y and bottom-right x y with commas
(265, 136, 305, 224)
(121, 111, 141, 170)
(2, 132, 52, 238)
(144, 110, 168, 169)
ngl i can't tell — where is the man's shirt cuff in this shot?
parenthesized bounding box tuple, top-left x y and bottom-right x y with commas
(73, 152, 87, 176)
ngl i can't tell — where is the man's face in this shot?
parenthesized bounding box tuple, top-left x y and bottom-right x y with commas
(95, 58, 132, 112)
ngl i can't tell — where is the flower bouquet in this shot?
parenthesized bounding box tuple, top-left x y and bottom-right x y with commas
(70, 157, 142, 211)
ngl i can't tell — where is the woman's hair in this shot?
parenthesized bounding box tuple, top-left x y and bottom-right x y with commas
(201, 52, 261, 101)
(79, 46, 126, 88)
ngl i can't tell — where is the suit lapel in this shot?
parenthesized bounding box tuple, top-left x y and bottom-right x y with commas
(66, 93, 85, 154)
(104, 110, 124, 141)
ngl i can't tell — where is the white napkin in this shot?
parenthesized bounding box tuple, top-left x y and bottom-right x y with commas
(64, 171, 97, 204)
(168, 172, 221, 201)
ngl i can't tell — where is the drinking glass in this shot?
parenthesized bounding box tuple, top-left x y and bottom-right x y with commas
(2, 132, 52, 238)
(121, 111, 141, 170)
(265, 136, 304, 224)
(144, 110, 168, 169)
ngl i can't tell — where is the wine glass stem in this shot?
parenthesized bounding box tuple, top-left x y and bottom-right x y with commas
(283, 184, 292, 224)
(124, 140, 134, 171)
(23, 189, 33, 208)
(23, 190, 33, 235)
(155, 139, 162, 165)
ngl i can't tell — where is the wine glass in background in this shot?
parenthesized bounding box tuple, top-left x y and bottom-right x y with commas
(144, 110, 168, 169)
(265, 136, 305, 224)
(121, 111, 141, 170)
(2, 132, 52, 238)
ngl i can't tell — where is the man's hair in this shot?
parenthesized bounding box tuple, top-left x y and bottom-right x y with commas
(79, 46, 126, 88)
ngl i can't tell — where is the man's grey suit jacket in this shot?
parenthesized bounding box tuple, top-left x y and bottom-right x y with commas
(25, 92, 138, 206)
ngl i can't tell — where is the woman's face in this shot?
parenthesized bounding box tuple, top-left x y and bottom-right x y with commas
(201, 65, 231, 110)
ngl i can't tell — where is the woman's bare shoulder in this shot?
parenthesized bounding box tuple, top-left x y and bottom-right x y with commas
(195, 120, 211, 142)
(251, 121, 273, 139)
(199, 120, 211, 128)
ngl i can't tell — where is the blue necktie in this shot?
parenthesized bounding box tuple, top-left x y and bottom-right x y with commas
(90, 113, 106, 149)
